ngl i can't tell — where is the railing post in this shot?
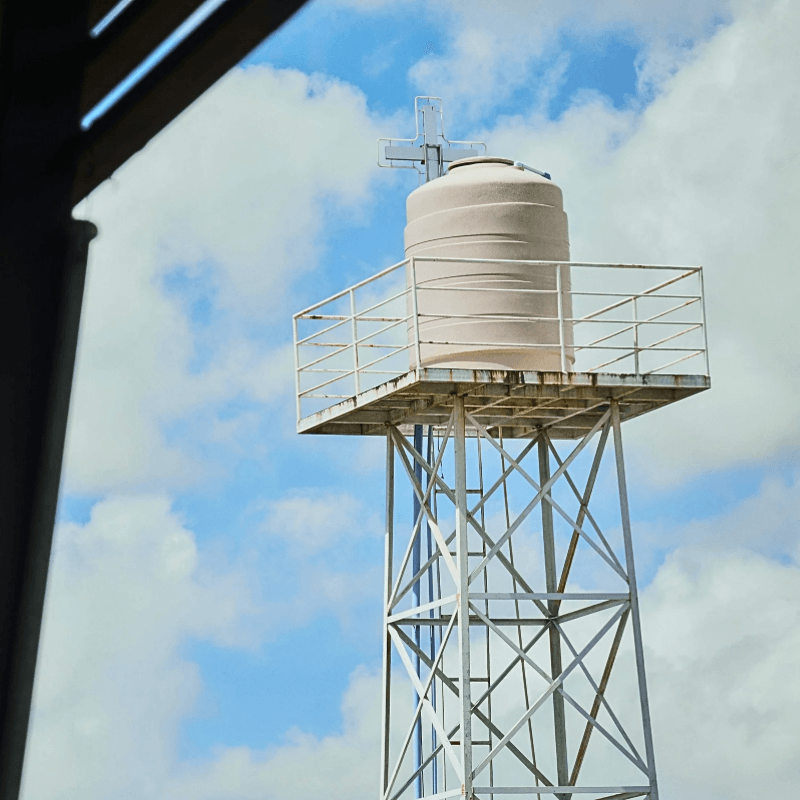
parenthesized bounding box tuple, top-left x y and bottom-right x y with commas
(698, 267, 710, 376)
(632, 296, 640, 376)
(350, 288, 361, 394)
(410, 257, 422, 372)
(293, 315, 302, 422)
(556, 263, 566, 373)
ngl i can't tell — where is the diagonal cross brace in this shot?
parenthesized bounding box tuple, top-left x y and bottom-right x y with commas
(555, 421, 612, 610)
(557, 611, 648, 781)
(473, 603, 629, 779)
(387, 417, 457, 608)
(392, 428, 551, 617)
(468, 412, 627, 583)
(467, 601, 645, 774)
(392, 627, 556, 793)
(544, 425, 626, 584)
(386, 611, 462, 797)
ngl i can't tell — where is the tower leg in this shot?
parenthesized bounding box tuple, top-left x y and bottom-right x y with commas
(538, 435, 570, 800)
(379, 408, 655, 800)
(380, 431, 395, 800)
(412, 425, 423, 798)
(611, 401, 660, 800)
(454, 396, 473, 799)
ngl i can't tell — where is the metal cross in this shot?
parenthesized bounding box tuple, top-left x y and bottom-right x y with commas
(378, 96, 487, 184)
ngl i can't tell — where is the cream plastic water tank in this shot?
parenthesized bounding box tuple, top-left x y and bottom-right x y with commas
(404, 156, 574, 371)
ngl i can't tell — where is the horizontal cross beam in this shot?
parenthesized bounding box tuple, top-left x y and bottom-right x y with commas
(384, 145, 479, 163)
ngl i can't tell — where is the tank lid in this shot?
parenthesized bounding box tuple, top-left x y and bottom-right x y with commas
(448, 156, 516, 171)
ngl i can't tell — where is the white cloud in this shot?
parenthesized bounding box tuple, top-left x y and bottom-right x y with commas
(255, 488, 384, 632)
(335, 0, 733, 121)
(22, 490, 383, 800)
(67, 65, 392, 494)
(408, 20, 554, 122)
(337, 0, 732, 39)
(362, 37, 401, 77)
(21, 495, 266, 800)
(163, 666, 382, 800)
(631, 471, 800, 573)
(480, 0, 800, 479)
(643, 546, 800, 799)
(262, 489, 379, 553)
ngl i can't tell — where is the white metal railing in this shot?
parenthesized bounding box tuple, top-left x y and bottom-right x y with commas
(292, 259, 709, 423)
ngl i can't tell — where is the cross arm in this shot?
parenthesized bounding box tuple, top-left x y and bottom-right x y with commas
(383, 145, 479, 163)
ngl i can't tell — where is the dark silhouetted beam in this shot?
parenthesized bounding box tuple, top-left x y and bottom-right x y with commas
(81, 1, 210, 116)
(88, 0, 127, 29)
(0, 2, 310, 798)
(72, 0, 309, 204)
(0, 6, 96, 798)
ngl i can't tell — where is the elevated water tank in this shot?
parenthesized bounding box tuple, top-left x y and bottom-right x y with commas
(404, 156, 574, 371)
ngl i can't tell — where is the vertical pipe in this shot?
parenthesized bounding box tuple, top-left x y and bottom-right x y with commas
(454, 396, 473, 799)
(426, 426, 438, 795)
(538, 434, 570, 800)
(412, 424, 423, 797)
(380, 430, 395, 799)
(434, 427, 446, 795)
(610, 401, 660, 800)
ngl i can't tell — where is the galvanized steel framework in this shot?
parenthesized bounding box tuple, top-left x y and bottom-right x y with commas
(294, 255, 710, 799)
(379, 398, 660, 800)
(293, 97, 709, 800)
(292, 258, 709, 430)
(293, 249, 710, 800)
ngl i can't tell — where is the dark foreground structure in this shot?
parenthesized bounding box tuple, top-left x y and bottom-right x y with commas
(0, 2, 309, 796)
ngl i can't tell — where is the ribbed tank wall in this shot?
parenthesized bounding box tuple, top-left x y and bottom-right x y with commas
(404, 156, 574, 371)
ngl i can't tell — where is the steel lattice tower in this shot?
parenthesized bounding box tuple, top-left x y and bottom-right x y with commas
(293, 98, 710, 800)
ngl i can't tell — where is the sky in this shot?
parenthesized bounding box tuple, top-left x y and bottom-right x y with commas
(19, 0, 800, 797)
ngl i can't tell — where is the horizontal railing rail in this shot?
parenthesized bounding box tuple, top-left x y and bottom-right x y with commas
(293, 258, 709, 423)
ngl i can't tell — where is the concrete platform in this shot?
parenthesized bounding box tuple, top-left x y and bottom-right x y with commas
(297, 368, 710, 439)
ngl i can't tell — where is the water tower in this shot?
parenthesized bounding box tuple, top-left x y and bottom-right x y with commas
(293, 97, 709, 800)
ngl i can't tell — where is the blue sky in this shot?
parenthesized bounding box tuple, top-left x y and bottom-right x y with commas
(245, 1, 643, 117)
(23, 2, 800, 799)
(185, 6, 654, 757)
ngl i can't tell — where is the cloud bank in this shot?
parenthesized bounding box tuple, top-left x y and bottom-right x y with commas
(480, 0, 800, 479)
(67, 65, 392, 495)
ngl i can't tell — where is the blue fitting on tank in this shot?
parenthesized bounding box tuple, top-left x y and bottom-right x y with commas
(513, 160, 552, 180)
